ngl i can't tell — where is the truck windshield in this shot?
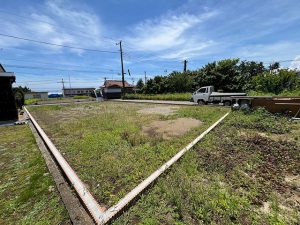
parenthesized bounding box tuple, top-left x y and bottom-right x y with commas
(198, 88, 207, 93)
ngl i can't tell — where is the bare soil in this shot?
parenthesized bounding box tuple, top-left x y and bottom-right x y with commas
(142, 118, 202, 139)
(138, 106, 179, 115)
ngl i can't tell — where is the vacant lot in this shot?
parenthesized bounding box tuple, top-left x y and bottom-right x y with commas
(0, 125, 69, 224)
(27, 103, 299, 224)
(28, 102, 228, 208)
(114, 109, 300, 225)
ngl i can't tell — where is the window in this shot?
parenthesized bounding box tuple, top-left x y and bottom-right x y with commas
(198, 88, 207, 93)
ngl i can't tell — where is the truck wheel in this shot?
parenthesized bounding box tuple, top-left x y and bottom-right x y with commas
(198, 100, 205, 105)
(224, 101, 231, 106)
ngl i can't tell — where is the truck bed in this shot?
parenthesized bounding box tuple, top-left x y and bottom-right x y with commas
(210, 92, 246, 97)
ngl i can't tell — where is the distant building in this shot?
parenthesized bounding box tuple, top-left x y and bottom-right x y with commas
(0, 64, 18, 121)
(100, 80, 134, 99)
(24, 92, 48, 100)
(63, 87, 95, 97)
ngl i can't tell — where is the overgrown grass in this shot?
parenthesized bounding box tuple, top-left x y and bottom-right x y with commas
(73, 95, 90, 99)
(247, 88, 300, 96)
(25, 97, 63, 105)
(0, 125, 69, 224)
(123, 93, 192, 101)
(28, 102, 228, 207)
(228, 108, 291, 134)
(113, 109, 299, 224)
(25, 96, 93, 105)
(25, 98, 42, 105)
(27, 103, 299, 224)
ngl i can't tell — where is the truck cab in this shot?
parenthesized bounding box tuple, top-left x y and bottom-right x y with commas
(191, 86, 214, 105)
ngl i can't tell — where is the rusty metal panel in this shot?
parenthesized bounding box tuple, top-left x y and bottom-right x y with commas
(252, 97, 300, 117)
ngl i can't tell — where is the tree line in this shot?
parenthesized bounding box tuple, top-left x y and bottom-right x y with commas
(135, 59, 300, 95)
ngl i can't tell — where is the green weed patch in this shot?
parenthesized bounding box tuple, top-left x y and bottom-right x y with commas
(28, 102, 228, 206)
(0, 126, 69, 224)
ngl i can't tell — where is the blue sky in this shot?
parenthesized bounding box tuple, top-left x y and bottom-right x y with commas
(1, 0, 300, 92)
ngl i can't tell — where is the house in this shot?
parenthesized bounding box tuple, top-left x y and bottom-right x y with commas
(100, 80, 134, 99)
(63, 87, 95, 97)
(24, 92, 48, 100)
(0, 64, 18, 121)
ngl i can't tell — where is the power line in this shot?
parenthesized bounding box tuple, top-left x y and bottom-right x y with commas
(0, 10, 117, 43)
(266, 59, 300, 64)
(0, 33, 119, 53)
(16, 81, 102, 85)
(12, 72, 114, 78)
(0, 57, 119, 72)
(2, 64, 118, 74)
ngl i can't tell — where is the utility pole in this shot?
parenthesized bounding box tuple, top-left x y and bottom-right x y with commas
(58, 78, 65, 97)
(68, 74, 71, 88)
(116, 41, 125, 93)
(183, 60, 188, 72)
(144, 71, 147, 84)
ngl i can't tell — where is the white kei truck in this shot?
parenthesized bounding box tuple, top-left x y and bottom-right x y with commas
(191, 86, 247, 106)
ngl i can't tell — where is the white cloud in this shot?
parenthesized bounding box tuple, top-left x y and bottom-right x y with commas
(0, 0, 113, 54)
(231, 42, 300, 62)
(290, 55, 300, 71)
(125, 10, 217, 60)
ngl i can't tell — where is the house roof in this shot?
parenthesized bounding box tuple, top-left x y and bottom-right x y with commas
(0, 72, 15, 77)
(0, 72, 15, 83)
(0, 64, 6, 72)
(102, 80, 133, 88)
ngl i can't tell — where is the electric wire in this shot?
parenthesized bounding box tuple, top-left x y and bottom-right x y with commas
(0, 33, 119, 53)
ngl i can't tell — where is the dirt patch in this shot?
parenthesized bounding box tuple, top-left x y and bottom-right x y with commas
(285, 175, 300, 188)
(138, 106, 179, 116)
(198, 133, 300, 206)
(260, 201, 271, 213)
(142, 118, 202, 139)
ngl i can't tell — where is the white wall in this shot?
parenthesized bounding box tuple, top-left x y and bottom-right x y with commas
(25, 93, 48, 100)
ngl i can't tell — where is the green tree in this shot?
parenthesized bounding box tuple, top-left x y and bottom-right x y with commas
(12, 86, 31, 94)
(194, 59, 241, 91)
(12, 86, 30, 108)
(269, 62, 280, 71)
(136, 78, 144, 90)
(165, 71, 194, 93)
(238, 61, 266, 91)
(251, 69, 299, 94)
